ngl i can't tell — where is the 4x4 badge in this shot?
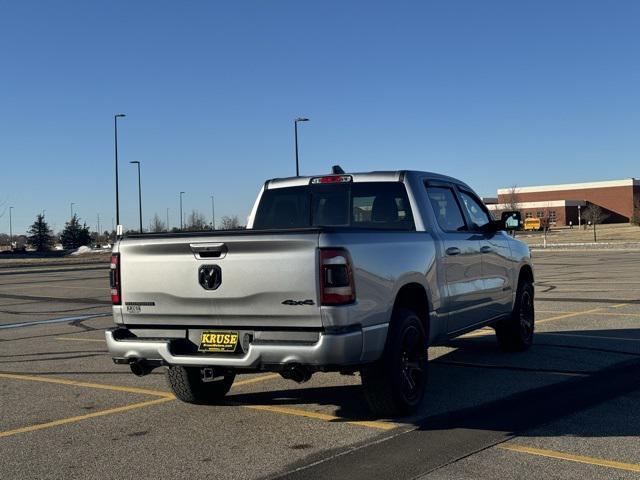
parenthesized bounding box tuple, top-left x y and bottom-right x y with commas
(281, 299, 315, 306)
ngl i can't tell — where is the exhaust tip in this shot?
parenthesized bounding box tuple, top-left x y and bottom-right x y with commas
(279, 364, 312, 383)
(130, 360, 155, 377)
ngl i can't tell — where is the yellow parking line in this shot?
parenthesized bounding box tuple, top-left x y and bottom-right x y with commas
(0, 372, 282, 439)
(499, 443, 640, 473)
(56, 336, 106, 343)
(242, 404, 397, 430)
(233, 373, 281, 387)
(460, 307, 606, 339)
(0, 397, 174, 439)
(544, 332, 640, 342)
(536, 308, 602, 325)
(0, 372, 173, 398)
(612, 303, 629, 308)
(461, 328, 493, 339)
(0, 371, 279, 398)
(536, 310, 640, 317)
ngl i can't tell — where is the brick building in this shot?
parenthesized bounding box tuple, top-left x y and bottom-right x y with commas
(487, 178, 640, 226)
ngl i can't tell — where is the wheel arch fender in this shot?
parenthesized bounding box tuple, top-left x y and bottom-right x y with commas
(390, 273, 434, 342)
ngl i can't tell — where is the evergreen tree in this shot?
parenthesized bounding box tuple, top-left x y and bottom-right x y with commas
(27, 214, 54, 252)
(60, 214, 92, 249)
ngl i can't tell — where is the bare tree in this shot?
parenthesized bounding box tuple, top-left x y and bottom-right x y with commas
(185, 210, 208, 231)
(581, 204, 608, 242)
(537, 201, 553, 248)
(149, 214, 166, 233)
(632, 201, 640, 227)
(499, 186, 521, 237)
(219, 215, 241, 230)
(504, 185, 521, 212)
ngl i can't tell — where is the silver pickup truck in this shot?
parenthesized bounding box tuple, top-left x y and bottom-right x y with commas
(107, 170, 533, 415)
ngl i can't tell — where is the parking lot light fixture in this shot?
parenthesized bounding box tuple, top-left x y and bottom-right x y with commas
(130, 161, 143, 233)
(179, 192, 185, 230)
(294, 117, 309, 177)
(9, 206, 13, 247)
(210, 195, 215, 230)
(114, 113, 126, 228)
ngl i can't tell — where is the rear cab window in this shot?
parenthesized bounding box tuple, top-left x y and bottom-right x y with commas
(253, 182, 415, 230)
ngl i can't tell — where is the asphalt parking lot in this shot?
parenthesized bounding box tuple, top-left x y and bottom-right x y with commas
(1, 250, 639, 479)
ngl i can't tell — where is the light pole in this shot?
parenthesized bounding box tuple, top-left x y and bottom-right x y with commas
(179, 192, 185, 230)
(97, 213, 101, 243)
(578, 205, 582, 229)
(9, 206, 13, 248)
(166, 208, 170, 231)
(294, 117, 309, 176)
(130, 161, 143, 233)
(114, 113, 126, 227)
(210, 194, 215, 230)
(70, 202, 76, 219)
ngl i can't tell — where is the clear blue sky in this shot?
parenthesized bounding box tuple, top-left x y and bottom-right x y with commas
(1, 1, 638, 234)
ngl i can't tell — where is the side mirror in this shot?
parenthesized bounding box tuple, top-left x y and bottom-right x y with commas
(500, 211, 522, 231)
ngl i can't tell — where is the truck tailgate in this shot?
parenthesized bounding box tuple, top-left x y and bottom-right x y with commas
(118, 232, 321, 328)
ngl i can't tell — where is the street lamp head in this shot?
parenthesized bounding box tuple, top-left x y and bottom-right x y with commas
(295, 117, 309, 122)
(115, 113, 126, 118)
(130, 161, 140, 165)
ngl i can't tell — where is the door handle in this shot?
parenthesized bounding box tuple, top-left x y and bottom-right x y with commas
(446, 247, 461, 256)
(480, 246, 493, 254)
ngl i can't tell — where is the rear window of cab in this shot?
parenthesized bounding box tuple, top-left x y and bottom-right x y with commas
(253, 182, 414, 231)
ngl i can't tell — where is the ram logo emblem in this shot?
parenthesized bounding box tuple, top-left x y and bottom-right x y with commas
(198, 265, 222, 290)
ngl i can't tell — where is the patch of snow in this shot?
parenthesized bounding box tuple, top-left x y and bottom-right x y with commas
(70, 245, 94, 255)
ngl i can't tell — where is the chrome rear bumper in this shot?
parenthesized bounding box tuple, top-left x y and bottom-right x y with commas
(105, 326, 377, 369)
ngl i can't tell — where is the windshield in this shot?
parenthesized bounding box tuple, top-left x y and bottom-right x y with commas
(253, 182, 414, 230)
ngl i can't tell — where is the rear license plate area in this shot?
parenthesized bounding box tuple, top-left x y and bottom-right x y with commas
(198, 330, 239, 353)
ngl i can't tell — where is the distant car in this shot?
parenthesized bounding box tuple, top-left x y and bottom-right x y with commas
(106, 169, 535, 416)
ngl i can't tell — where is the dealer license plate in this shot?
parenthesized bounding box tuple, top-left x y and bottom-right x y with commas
(199, 331, 239, 353)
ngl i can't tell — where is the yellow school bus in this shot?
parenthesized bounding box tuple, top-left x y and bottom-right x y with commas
(523, 218, 542, 231)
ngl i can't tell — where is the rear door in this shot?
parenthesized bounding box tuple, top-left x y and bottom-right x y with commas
(457, 188, 513, 318)
(424, 183, 486, 333)
(119, 232, 322, 328)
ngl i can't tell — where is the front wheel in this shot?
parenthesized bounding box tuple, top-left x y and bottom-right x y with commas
(495, 280, 535, 352)
(361, 308, 428, 417)
(166, 366, 235, 404)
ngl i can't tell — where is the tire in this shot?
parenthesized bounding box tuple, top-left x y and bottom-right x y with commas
(360, 308, 428, 417)
(495, 279, 535, 352)
(166, 366, 235, 404)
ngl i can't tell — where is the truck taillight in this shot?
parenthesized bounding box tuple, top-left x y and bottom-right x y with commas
(319, 248, 355, 306)
(110, 253, 121, 305)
